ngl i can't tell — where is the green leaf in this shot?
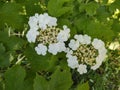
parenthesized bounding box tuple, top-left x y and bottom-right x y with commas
(48, 0, 73, 17)
(74, 15, 91, 32)
(33, 68, 73, 90)
(96, 6, 111, 21)
(24, 46, 50, 71)
(85, 1, 99, 16)
(79, 3, 86, 13)
(0, 43, 5, 54)
(0, 43, 10, 67)
(0, 31, 26, 51)
(0, 54, 9, 68)
(109, 0, 120, 13)
(76, 82, 89, 90)
(34, 74, 48, 90)
(23, 70, 35, 90)
(47, 55, 58, 72)
(112, 20, 120, 32)
(0, 81, 4, 90)
(25, 0, 42, 16)
(4, 65, 26, 90)
(58, 19, 71, 27)
(49, 67, 73, 90)
(85, 20, 115, 41)
(0, 3, 24, 29)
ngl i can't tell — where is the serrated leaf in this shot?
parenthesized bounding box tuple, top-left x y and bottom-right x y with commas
(49, 68, 73, 90)
(74, 15, 91, 32)
(48, 0, 73, 17)
(0, 55, 9, 68)
(58, 19, 71, 27)
(24, 46, 50, 71)
(25, 0, 42, 16)
(76, 82, 89, 90)
(0, 31, 25, 51)
(0, 43, 10, 67)
(112, 20, 120, 32)
(96, 6, 111, 21)
(77, 0, 84, 3)
(81, 20, 114, 41)
(79, 3, 86, 13)
(109, 0, 120, 13)
(0, 3, 24, 29)
(0, 43, 5, 54)
(85, 1, 99, 16)
(34, 74, 49, 90)
(23, 70, 35, 90)
(33, 68, 73, 90)
(4, 65, 26, 90)
(0, 81, 4, 90)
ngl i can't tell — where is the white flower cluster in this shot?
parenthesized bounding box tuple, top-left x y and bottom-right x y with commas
(26, 13, 107, 75)
(66, 34, 107, 74)
(26, 13, 70, 55)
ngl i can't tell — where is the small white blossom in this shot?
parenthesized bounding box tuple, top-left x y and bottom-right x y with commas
(57, 25, 70, 42)
(68, 39, 79, 50)
(74, 35, 84, 44)
(35, 44, 47, 56)
(48, 42, 66, 55)
(65, 48, 73, 58)
(74, 34, 91, 44)
(26, 30, 39, 43)
(67, 55, 79, 69)
(28, 13, 39, 29)
(83, 34, 91, 44)
(57, 42, 66, 52)
(77, 64, 87, 74)
(38, 13, 57, 30)
(92, 38, 105, 49)
(48, 43, 59, 55)
(98, 47, 107, 56)
(91, 62, 102, 70)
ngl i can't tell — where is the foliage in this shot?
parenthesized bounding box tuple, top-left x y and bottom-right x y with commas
(0, 0, 120, 90)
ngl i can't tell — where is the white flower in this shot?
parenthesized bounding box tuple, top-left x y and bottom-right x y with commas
(83, 34, 91, 44)
(66, 34, 107, 74)
(47, 15, 57, 27)
(35, 44, 47, 55)
(28, 13, 39, 29)
(68, 39, 79, 50)
(48, 43, 59, 55)
(26, 30, 39, 43)
(48, 42, 66, 55)
(74, 34, 84, 44)
(92, 38, 105, 49)
(74, 34, 91, 44)
(65, 48, 73, 58)
(98, 47, 107, 55)
(67, 55, 79, 69)
(77, 64, 87, 74)
(91, 62, 102, 70)
(38, 13, 57, 30)
(57, 42, 66, 52)
(57, 25, 70, 42)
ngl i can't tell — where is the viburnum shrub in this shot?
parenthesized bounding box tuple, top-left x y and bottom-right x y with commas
(0, 0, 120, 90)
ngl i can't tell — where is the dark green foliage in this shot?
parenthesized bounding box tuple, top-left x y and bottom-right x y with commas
(34, 67, 73, 90)
(4, 65, 26, 90)
(0, 3, 24, 29)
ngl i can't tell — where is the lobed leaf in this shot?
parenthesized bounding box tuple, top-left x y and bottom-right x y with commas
(47, 0, 73, 17)
(4, 65, 26, 90)
(0, 3, 24, 29)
